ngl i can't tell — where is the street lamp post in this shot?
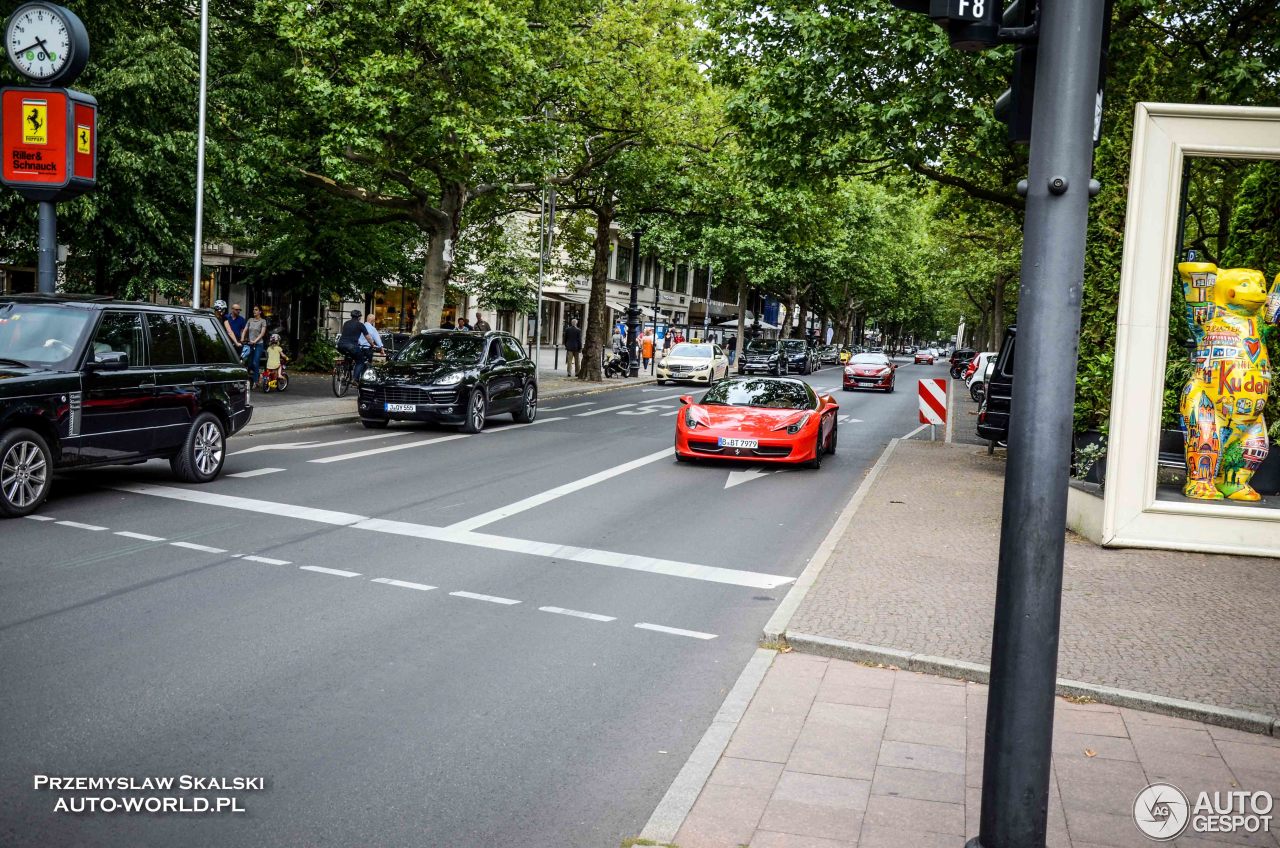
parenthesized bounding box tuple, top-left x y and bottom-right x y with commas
(627, 230, 643, 377)
(704, 264, 713, 342)
(191, 0, 210, 308)
(651, 279, 660, 375)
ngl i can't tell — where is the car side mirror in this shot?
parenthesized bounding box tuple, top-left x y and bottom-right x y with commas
(679, 395, 694, 405)
(87, 351, 128, 372)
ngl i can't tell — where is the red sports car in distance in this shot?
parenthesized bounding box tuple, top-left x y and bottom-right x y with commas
(843, 352, 897, 392)
(914, 349, 935, 364)
(675, 376, 838, 468)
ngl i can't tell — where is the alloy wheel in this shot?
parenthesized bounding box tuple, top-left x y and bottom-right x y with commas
(471, 393, 485, 430)
(2, 439, 48, 509)
(524, 386, 537, 419)
(193, 420, 223, 477)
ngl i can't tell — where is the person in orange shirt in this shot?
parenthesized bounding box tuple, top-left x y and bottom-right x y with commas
(641, 330, 655, 369)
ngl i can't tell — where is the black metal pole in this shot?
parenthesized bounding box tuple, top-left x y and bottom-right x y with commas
(37, 201, 57, 294)
(627, 230, 642, 377)
(969, 1, 1106, 847)
(652, 281, 660, 374)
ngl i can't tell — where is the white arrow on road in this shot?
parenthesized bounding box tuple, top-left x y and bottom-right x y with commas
(837, 415, 863, 424)
(725, 466, 781, 489)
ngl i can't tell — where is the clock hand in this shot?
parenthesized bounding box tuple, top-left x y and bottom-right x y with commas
(11, 40, 44, 55)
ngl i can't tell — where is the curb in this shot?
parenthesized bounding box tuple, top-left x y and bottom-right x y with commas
(783, 631, 1279, 737)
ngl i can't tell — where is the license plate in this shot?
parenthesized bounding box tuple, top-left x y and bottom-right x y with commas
(385, 403, 416, 413)
(718, 437, 758, 449)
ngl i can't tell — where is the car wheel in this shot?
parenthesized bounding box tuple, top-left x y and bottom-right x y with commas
(807, 432, 823, 469)
(0, 428, 52, 518)
(826, 421, 838, 455)
(461, 389, 487, 434)
(512, 382, 537, 423)
(170, 411, 225, 483)
(361, 418, 389, 429)
(970, 382, 985, 403)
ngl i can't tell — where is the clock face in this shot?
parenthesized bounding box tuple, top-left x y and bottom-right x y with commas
(6, 4, 72, 80)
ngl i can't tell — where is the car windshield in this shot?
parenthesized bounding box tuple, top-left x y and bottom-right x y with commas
(851, 353, 889, 366)
(0, 302, 93, 369)
(745, 339, 778, 353)
(395, 333, 486, 366)
(701, 378, 813, 410)
(782, 340, 805, 351)
(670, 343, 712, 359)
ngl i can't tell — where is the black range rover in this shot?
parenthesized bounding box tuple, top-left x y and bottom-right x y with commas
(0, 295, 251, 517)
(357, 330, 537, 432)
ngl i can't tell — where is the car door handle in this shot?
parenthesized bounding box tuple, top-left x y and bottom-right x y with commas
(138, 382, 156, 389)
(193, 379, 207, 386)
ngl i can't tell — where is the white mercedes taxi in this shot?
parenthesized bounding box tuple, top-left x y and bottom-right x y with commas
(657, 342, 730, 385)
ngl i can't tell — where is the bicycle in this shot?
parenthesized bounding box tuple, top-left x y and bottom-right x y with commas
(332, 354, 355, 397)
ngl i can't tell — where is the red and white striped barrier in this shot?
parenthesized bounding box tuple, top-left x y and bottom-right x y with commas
(918, 378, 947, 426)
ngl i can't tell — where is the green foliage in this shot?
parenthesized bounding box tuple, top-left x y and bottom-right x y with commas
(293, 330, 338, 374)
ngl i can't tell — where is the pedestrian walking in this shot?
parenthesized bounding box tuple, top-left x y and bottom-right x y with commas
(662, 331, 673, 354)
(641, 330, 654, 369)
(243, 305, 268, 387)
(562, 318, 583, 376)
(472, 312, 491, 332)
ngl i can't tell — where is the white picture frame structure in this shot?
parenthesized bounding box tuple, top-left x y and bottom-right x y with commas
(1101, 103, 1280, 558)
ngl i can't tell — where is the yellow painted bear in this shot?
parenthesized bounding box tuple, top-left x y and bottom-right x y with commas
(1178, 262, 1279, 501)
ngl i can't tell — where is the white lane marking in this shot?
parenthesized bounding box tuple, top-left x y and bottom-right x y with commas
(539, 606, 615, 622)
(649, 394, 690, 402)
(230, 431, 410, 456)
(243, 555, 291, 565)
(540, 402, 593, 411)
(450, 591, 521, 605)
(228, 467, 285, 478)
(115, 485, 795, 590)
(310, 432, 471, 464)
(56, 520, 106, 531)
(371, 577, 436, 591)
(170, 541, 227, 553)
(300, 565, 361, 578)
(902, 422, 930, 440)
(478, 417, 565, 434)
(836, 415, 863, 424)
(635, 623, 718, 640)
(24, 515, 56, 521)
(576, 403, 636, 416)
(115, 531, 166, 542)
(446, 447, 674, 531)
(724, 467, 780, 489)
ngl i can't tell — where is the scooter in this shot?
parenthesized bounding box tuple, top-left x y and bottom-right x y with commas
(603, 348, 630, 378)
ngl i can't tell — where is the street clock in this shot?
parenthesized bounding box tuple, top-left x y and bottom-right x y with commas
(4, 3, 89, 86)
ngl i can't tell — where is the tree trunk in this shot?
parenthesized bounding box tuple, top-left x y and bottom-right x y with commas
(578, 203, 613, 381)
(412, 183, 465, 332)
(734, 274, 747, 363)
(794, 299, 809, 339)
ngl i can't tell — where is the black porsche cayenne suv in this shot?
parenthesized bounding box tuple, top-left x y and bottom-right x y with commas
(356, 330, 538, 432)
(0, 295, 252, 517)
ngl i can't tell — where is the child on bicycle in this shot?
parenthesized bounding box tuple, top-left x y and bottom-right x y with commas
(263, 334, 288, 390)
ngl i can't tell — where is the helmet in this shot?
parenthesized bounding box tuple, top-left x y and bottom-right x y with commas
(213, 299, 227, 311)
(351, 309, 362, 318)
(269, 333, 280, 343)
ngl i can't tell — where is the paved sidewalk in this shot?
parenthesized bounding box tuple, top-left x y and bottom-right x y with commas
(237, 370, 654, 435)
(785, 439, 1280, 720)
(666, 651, 1280, 848)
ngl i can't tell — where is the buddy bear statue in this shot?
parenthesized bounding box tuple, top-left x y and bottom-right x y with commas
(1178, 261, 1280, 501)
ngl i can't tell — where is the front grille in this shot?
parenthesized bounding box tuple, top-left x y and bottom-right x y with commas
(689, 440, 724, 454)
(377, 386, 457, 405)
(754, 445, 791, 457)
(669, 365, 695, 375)
(689, 440, 791, 458)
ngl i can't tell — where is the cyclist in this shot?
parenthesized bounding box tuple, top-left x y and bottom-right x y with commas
(337, 309, 381, 381)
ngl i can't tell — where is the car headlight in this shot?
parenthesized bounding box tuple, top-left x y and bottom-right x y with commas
(684, 408, 707, 429)
(772, 413, 811, 434)
(844, 367, 855, 375)
(434, 371, 466, 385)
(361, 369, 382, 385)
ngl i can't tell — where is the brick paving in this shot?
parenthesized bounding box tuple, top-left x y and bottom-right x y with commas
(673, 652, 1280, 848)
(786, 439, 1280, 718)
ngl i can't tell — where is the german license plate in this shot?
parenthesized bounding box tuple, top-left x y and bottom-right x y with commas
(718, 437, 758, 449)
(385, 403, 415, 413)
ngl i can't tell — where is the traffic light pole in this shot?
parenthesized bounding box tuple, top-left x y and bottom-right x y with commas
(627, 230, 642, 377)
(37, 201, 56, 294)
(968, 0, 1106, 846)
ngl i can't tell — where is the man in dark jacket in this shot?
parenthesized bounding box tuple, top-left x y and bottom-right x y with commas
(562, 318, 583, 376)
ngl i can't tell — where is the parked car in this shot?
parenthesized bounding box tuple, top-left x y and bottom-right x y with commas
(674, 376, 838, 469)
(657, 342, 730, 385)
(782, 338, 818, 375)
(738, 339, 788, 376)
(966, 351, 999, 402)
(949, 347, 977, 378)
(914, 349, 936, 364)
(357, 330, 536, 432)
(818, 345, 841, 365)
(0, 295, 252, 517)
(842, 352, 897, 392)
(977, 327, 1015, 447)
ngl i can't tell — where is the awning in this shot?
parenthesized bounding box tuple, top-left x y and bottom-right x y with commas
(540, 290, 590, 304)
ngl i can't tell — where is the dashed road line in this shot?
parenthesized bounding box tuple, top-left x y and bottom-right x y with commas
(115, 531, 165, 542)
(539, 606, 616, 622)
(635, 622, 718, 640)
(24, 515, 55, 522)
(299, 565, 361, 578)
(227, 468, 285, 478)
(371, 577, 436, 592)
(478, 417, 565, 434)
(230, 431, 411, 456)
(539, 402, 594, 412)
(310, 433, 470, 464)
(243, 555, 291, 565)
(170, 541, 227, 554)
(576, 403, 637, 416)
(449, 591, 521, 605)
(56, 520, 106, 531)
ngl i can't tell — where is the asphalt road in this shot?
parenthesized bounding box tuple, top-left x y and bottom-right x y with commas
(0, 359, 944, 848)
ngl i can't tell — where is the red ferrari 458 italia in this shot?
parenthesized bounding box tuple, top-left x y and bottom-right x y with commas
(674, 376, 838, 468)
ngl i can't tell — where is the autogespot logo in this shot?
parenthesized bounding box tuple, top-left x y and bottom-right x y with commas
(1134, 783, 1190, 841)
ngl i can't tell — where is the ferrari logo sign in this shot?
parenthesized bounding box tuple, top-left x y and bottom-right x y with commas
(22, 99, 47, 145)
(76, 124, 90, 155)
